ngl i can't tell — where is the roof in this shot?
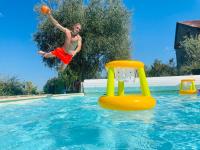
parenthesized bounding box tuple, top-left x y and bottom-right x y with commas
(179, 20, 200, 28)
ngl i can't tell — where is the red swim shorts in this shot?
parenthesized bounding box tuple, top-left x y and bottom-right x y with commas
(51, 47, 73, 64)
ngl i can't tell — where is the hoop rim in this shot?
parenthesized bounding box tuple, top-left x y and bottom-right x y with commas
(106, 60, 144, 69)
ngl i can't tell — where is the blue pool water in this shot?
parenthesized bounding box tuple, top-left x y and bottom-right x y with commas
(0, 89, 200, 149)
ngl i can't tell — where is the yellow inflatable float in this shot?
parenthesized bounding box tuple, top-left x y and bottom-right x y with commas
(98, 60, 156, 111)
(179, 79, 197, 94)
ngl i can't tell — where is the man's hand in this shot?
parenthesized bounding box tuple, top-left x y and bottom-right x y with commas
(70, 51, 77, 57)
(47, 8, 51, 15)
(41, 5, 51, 15)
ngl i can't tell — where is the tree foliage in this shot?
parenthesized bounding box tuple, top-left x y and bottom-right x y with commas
(0, 77, 38, 96)
(180, 35, 200, 65)
(146, 59, 177, 77)
(43, 77, 65, 94)
(34, 0, 131, 92)
(179, 35, 200, 74)
(24, 81, 38, 95)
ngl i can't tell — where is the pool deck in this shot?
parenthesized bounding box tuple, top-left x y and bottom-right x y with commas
(0, 93, 84, 103)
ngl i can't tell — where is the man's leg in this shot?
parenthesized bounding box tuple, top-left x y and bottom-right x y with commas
(38, 50, 46, 56)
(60, 63, 68, 71)
(38, 51, 55, 58)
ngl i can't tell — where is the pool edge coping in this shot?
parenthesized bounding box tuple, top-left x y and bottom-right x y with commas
(0, 93, 85, 103)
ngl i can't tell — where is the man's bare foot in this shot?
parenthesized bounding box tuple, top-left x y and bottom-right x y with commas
(38, 50, 46, 56)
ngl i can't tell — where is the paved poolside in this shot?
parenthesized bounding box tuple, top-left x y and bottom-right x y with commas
(0, 93, 84, 103)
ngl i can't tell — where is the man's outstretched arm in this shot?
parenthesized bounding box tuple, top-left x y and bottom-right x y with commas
(47, 14, 70, 33)
(73, 37, 82, 56)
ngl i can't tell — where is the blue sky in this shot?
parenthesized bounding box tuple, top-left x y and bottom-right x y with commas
(0, 0, 200, 89)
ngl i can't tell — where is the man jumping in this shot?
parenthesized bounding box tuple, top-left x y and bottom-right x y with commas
(38, 6, 82, 71)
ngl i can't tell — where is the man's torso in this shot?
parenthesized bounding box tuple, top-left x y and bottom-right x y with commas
(63, 31, 80, 54)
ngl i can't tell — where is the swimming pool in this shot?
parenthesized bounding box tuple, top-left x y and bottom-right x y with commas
(0, 88, 200, 149)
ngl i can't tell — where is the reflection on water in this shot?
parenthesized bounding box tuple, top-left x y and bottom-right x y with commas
(107, 110, 155, 124)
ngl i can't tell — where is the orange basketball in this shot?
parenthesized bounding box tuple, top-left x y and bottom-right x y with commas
(41, 5, 50, 14)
